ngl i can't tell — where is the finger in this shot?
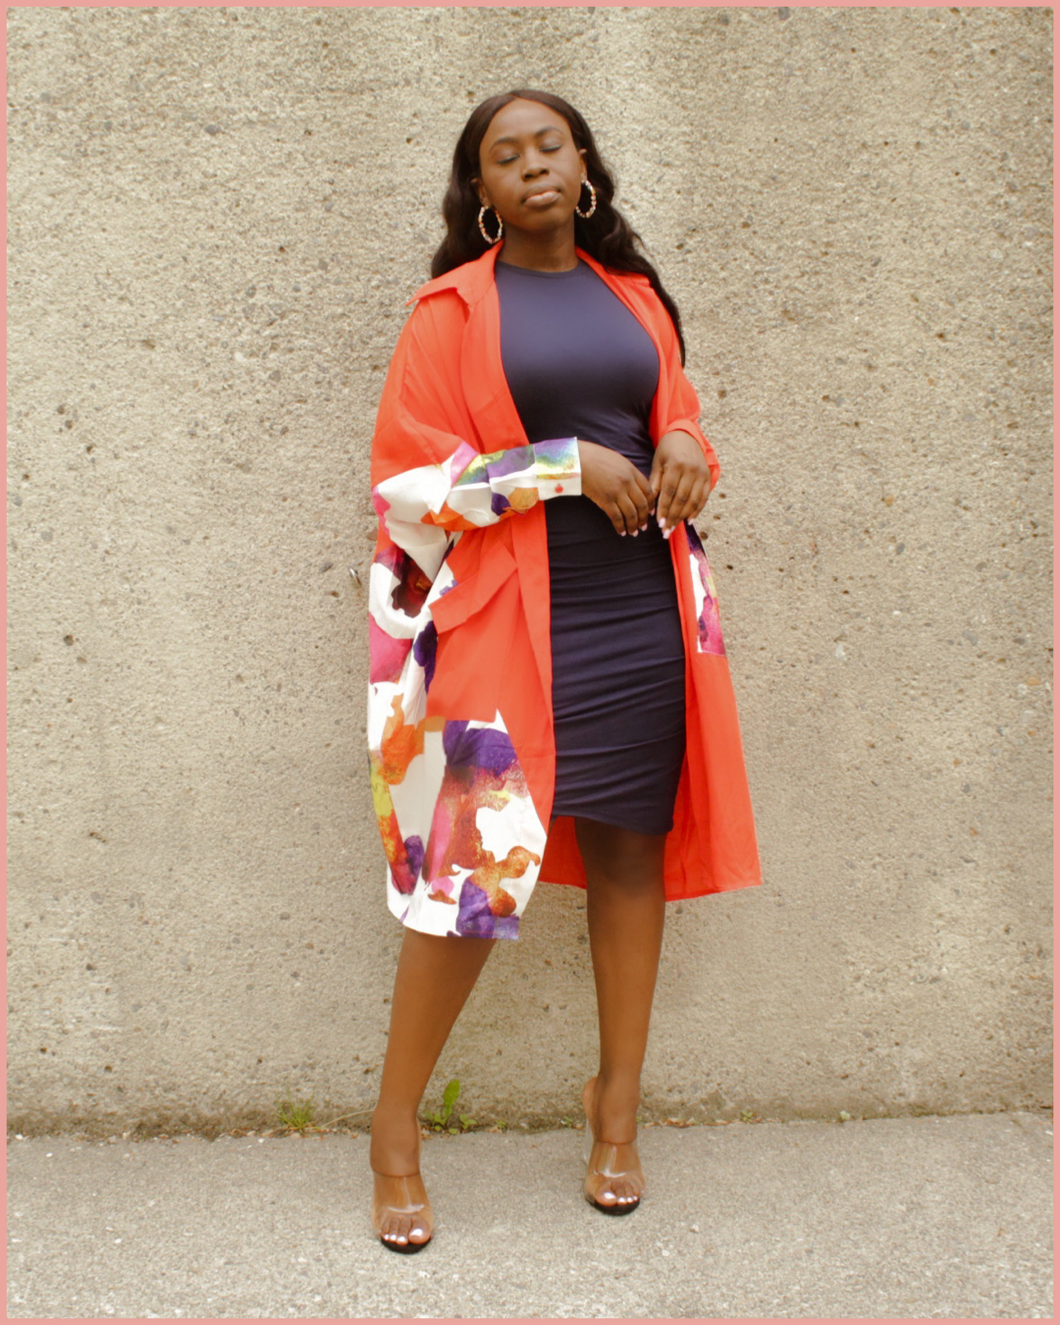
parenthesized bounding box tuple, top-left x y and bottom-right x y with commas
(628, 477, 652, 530)
(659, 470, 703, 537)
(673, 468, 697, 506)
(655, 471, 683, 529)
(604, 499, 628, 536)
(648, 455, 664, 500)
(615, 490, 642, 536)
(671, 474, 708, 525)
(616, 466, 652, 529)
(632, 466, 654, 501)
(691, 475, 712, 520)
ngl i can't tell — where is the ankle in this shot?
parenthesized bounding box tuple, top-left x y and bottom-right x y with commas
(371, 1099, 419, 1121)
(593, 1071, 641, 1107)
(369, 1105, 422, 1171)
(587, 1073, 640, 1139)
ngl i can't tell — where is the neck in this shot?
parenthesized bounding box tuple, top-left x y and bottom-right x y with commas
(497, 226, 578, 273)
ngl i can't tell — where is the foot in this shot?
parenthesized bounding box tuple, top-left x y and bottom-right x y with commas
(371, 1170, 433, 1252)
(582, 1076, 645, 1213)
(370, 1109, 433, 1251)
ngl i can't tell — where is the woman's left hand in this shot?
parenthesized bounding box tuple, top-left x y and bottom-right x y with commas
(649, 430, 714, 538)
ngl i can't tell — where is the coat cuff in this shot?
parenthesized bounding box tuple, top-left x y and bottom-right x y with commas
(533, 435, 581, 500)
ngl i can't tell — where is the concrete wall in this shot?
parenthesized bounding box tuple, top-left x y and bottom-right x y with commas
(7, 5, 1051, 1134)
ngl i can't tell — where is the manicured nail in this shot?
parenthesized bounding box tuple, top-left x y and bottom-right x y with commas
(662, 528, 672, 540)
(658, 516, 667, 529)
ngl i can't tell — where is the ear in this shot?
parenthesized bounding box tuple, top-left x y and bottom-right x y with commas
(471, 177, 489, 208)
(578, 148, 588, 176)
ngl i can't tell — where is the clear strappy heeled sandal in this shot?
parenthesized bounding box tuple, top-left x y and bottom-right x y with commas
(371, 1170, 434, 1253)
(582, 1080, 645, 1215)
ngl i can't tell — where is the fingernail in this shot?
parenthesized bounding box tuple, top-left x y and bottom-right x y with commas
(632, 529, 638, 537)
(658, 517, 667, 529)
(663, 528, 672, 540)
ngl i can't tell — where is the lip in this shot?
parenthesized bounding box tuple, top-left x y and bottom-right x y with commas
(523, 186, 560, 205)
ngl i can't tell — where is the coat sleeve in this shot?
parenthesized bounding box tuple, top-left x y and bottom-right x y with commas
(371, 293, 581, 577)
(649, 296, 722, 493)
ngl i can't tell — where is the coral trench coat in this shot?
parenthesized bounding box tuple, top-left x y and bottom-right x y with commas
(368, 243, 761, 939)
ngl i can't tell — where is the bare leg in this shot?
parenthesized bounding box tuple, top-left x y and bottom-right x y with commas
(370, 927, 495, 1246)
(576, 818, 667, 1209)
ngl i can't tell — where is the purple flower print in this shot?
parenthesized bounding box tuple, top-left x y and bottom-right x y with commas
(442, 722, 519, 776)
(413, 621, 438, 690)
(452, 878, 519, 939)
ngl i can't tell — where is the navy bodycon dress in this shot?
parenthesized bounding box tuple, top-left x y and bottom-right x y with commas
(495, 259, 687, 835)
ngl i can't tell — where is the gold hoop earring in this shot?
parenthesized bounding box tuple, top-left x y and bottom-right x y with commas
(574, 179, 597, 219)
(477, 204, 503, 244)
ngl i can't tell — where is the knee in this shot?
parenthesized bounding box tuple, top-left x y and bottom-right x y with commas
(576, 820, 665, 890)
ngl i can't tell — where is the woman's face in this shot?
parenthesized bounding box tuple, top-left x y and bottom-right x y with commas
(473, 98, 587, 237)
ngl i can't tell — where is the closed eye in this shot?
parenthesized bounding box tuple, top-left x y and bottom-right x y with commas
(493, 142, 563, 166)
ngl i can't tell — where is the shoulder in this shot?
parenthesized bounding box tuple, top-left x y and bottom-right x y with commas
(407, 247, 498, 309)
(603, 267, 653, 293)
(577, 248, 652, 292)
(580, 253, 677, 344)
(579, 251, 665, 321)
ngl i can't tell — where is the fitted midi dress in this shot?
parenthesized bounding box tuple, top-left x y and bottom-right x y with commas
(495, 259, 687, 836)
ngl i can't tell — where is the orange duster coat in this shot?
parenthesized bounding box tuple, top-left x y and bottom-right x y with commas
(368, 244, 760, 939)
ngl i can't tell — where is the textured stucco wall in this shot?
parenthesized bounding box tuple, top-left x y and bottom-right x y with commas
(7, 5, 1051, 1133)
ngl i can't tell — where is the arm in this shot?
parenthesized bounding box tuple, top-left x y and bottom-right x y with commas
(371, 295, 581, 574)
(646, 298, 721, 536)
(373, 433, 581, 531)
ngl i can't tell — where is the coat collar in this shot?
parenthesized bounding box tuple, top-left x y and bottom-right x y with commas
(407, 244, 650, 307)
(406, 244, 501, 307)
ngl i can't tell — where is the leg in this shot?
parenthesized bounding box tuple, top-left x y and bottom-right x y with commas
(576, 817, 667, 1210)
(370, 927, 495, 1247)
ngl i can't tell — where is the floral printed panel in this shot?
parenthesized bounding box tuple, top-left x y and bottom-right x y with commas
(686, 525, 726, 657)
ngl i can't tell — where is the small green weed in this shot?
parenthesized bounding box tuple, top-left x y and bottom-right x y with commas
(424, 1078, 477, 1133)
(276, 1091, 316, 1133)
(739, 1108, 761, 1124)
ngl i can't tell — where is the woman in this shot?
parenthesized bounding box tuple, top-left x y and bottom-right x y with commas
(367, 90, 760, 1251)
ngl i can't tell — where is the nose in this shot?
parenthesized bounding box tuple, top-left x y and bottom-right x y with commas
(521, 149, 549, 178)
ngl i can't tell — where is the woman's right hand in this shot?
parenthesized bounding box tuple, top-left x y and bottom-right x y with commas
(577, 439, 654, 536)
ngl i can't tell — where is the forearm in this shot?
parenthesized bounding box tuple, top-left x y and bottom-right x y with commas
(373, 435, 581, 536)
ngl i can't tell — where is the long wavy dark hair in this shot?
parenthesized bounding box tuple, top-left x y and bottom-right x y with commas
(430, 89, 687, 363)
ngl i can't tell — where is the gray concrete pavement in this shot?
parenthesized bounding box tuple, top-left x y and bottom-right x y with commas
(6, 1112, 1052, 1320)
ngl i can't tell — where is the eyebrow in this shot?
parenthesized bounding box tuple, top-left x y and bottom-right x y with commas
(487, 126, 565, 148)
